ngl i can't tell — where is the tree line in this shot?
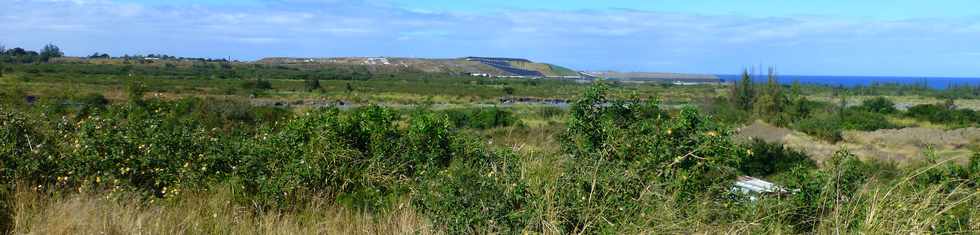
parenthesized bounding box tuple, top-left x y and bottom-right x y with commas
(0, 44, 63, 64)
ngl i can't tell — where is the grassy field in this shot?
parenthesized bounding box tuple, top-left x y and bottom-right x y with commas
(0, 62, 723, 106)
(2, 60, 980, 234)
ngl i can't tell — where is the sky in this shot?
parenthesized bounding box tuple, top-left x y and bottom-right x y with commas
(3, 0, 980, 77)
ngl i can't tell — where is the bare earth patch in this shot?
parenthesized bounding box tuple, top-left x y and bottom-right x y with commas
(737, 121, 979, 164)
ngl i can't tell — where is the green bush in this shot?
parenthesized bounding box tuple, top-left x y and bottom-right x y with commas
(739, 139, 816, 177)
(857, 96, 897, 114)
(442, 107, 516, 129)
(906, 103, 978, 127)
(793, 114, 843, 142)
(241, 79, 272, 90)
(0, 108, 57, 184)
(65, 106, 231, 197)
(777, 165, 829, 232)
(776, 149, 873, 233)
(840, 110, 897, 131)
(304, 78, 320, 92)
(0, 110, 14, 234)
(555, 83, 745, 231)
(702, 97, 751, 126)
(237, 107, 405, 209)
(413, 145, 530, 233)
(172, 97, 290, 132)
(77, 93, 109, 108)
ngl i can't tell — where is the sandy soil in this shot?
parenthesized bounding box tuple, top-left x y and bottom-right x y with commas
(736, 121, 979, 164)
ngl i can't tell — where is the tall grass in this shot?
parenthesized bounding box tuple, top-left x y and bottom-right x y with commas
(11, 185, 432, 235)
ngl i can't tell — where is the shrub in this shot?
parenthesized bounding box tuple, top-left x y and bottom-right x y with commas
(173, 97, 290, 131)
(777, 149, 871, 233)
(126, 81, 146, 105)
(503, 86, 515, 95)
(739, 139, 816, 177)
(857, 96, 897, 114)
(241, 79, 272, 90)
(777, 165, 829, 232)
(701, 97, 751, 126)
(414, 144, 530, 233)
(443, 107, 516, 129)
(65, 107, 230, 197)
(304, 78, 320, 92)
(910, 150, 979, 191)
(793, 114, 843, 142)
(237, 107, 405, 209)
(555, 83, 745, 231)
(906, 103, 978, 127)
(785, 97, 827, 122)
(840, 110, 897, 131)
(823, 149, 872, 193)
(77, 93, 109, 108)
(0, 108, 57, 184)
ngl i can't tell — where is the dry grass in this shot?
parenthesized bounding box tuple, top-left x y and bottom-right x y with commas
(738, 121, 979, 164)
(11, 186, 434, 235)
(807, 95, 980, 111)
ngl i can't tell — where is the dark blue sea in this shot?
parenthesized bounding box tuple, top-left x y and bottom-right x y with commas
(717, 75, 980, 89)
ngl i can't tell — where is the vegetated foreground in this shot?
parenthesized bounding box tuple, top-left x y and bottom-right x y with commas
(2, 50, 980, 233)
(1, 82, 978, 234)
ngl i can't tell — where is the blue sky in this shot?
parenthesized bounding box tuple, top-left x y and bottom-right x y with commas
(4, 0, 980, 77)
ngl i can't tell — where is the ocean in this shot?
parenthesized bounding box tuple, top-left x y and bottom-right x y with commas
(716, 75, 980, 89)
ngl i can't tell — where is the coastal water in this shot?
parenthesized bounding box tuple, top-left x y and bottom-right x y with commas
(717, 75, 980, 89)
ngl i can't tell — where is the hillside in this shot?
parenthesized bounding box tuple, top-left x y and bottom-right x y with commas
(257, 57, 582, 78)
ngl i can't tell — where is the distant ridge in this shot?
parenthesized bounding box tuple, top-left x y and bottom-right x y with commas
(257, 56, 581, 78)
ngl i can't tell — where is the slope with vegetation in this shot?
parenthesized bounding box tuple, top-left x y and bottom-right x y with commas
(257, 56, 581, 78)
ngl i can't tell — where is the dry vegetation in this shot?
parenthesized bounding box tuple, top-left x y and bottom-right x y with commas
(738, 121, 979, 164)
(11, 186, 433, 235)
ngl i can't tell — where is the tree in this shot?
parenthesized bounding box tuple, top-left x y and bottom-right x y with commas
(6, 48, 28, 57)
(39, 44, 63, 62)
(790, 80, 803, 100)
(788, 96, 813, 121)
(89, 52, 110, 59)
(754, 67, 785, 116)
(746, 67, 789, 125)
(731, 69, 756, 110)
(837, 94, 848, 121)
